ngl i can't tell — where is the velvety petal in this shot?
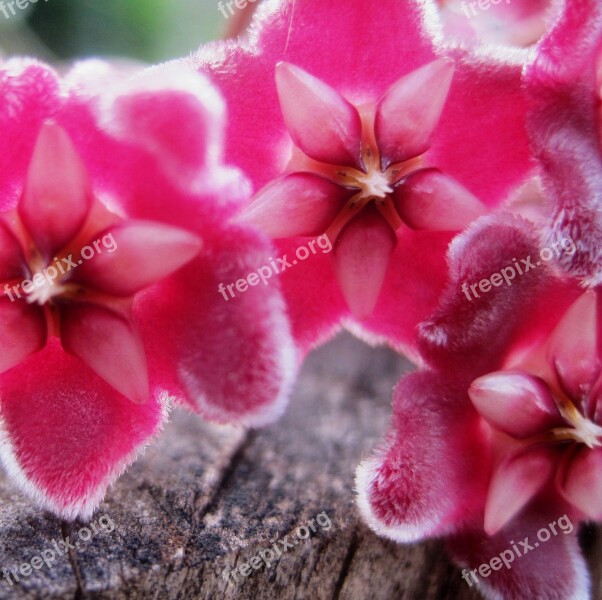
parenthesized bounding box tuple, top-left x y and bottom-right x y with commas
(392, 168, 487, 231)
(546, 290, 600, 400)
(19, 122, 92, 257)
(0, 296, 46, 373)
(558, 447, 602, 521)
(525, 0, 602, 284)
(275, 62, 362, 167)
(60, 303, 149, 404)
(239, 173, 348, 238)
(375, 59, 454, 166)
(0, 220, 26, 281)
(484, 447, 556, 535)
(469, 371, 562, 438)
(134, 224, 297, 426)
(0, 340, 166, 520)
(450, 503, 589, 600)
(418, 213, 582, 374)
(0, 60, 59, 212)
(97, 63, 227, 186)
(193, 0, 437, 190)
(333, 210, 397, 320)
(356, 371, 490, 542)
(73, 221, 202, 297)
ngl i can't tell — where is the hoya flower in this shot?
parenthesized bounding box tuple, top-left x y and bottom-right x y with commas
(0, 59, 295, 519)
(437, 0, 559, 48)
(525, 0, 602, 288)
(189, 0, 532, 358)
(356, 213, 591, 599)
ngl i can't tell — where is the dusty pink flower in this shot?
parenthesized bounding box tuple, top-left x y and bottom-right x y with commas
(356, 213, 590, 599)
(0, 59, 295, 519)
(189, 0, 532, 359)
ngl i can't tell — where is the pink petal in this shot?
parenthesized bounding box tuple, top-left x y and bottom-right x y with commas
(0, 297, 46, 373)
(99, 64, 226, 185)
(469, 371, 561, 438)
(275, 62, 362, 167)
(0, 340, 165, 520)
(19, 122, 92, 257)
(356, 372, 491, 542)
(333, 209, 396, 320)
(134, 224, 297, 426)
(393, 168, 487, 231)
(558, 447, 602, 520)
(546, 290, 600, 400)
(484, 447, 555, 535)
(375, 59, 454, 166)
(0, 221, 26, 281)
(450, 503, 589, 600)
(60, 303, 149, 404)
(240, 173, 348, 238)
(73, 221, 202, 297)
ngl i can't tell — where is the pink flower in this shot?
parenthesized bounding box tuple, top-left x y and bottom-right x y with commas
(356, 213, 590, 599)
(0, 59, 295, 519)
(189, 0, 531, 359)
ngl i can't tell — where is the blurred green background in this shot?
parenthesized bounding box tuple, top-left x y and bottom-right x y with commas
(0, 0, 224, 63)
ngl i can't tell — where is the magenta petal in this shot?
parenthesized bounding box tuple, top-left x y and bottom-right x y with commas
(393, 168, 487, 231)
(275, 62, 362, 167)
(546, 291, 600, 399)
(19, 122, 91, 257)
(485, 447, 555, 535)
(469, 371, 561, 438)
(333, 211, 396, 320)
(0, 297, 46, 373)
(0, 221, 26, 281)
(60, 303, 149, 403)
(74, 221, 202, 297)
(0, 341, 165, 520)
(558, 447, 602, 520)
(450, 504, 589, 600)
(240, 173, 347, 238)
(356, 372, 490, 542)
(375, 59, 454, 166)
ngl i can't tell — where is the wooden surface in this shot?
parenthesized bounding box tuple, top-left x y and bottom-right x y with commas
(0, 334, 600, 599)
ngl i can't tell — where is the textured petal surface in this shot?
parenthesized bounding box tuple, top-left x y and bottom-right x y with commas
(469, 371, 562, 438)
(356, 371, 490, 542)
(0, 340, 165, 520)
(275, 62, 362, 167)
(558, 447, 602, 521)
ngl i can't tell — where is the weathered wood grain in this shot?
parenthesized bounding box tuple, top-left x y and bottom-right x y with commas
(0, 334, 600, 599)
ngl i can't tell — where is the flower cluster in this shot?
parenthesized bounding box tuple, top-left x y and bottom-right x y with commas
(0, 0, 599, 598)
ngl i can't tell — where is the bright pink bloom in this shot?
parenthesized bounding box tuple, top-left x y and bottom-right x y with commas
(0, 59, 295, 519)
(356, 213, 591, 599)
(437, 0, 559, 47)
(190, 0, 531, 359)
